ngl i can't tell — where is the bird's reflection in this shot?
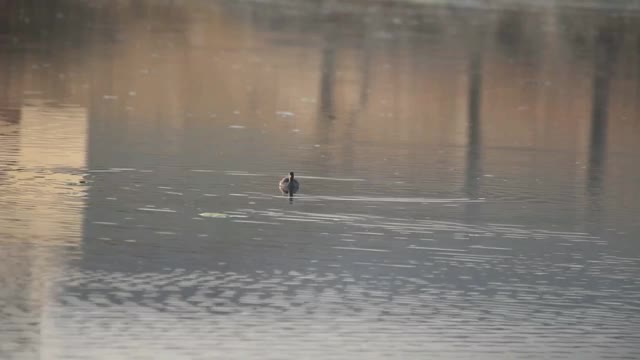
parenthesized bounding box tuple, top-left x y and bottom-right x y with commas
(279, 189, 295, 204)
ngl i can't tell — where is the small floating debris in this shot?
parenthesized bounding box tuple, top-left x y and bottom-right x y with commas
(199, 212, 228, 218)
(229, 125, 246, 129)
(103, 95, 118, 100)
(276, 111, 295, 118)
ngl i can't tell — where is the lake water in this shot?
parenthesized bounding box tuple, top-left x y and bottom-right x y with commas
(1, 0, 640, 359)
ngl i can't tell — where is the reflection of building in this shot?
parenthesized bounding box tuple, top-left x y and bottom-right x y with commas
(0, 99, 87, 357)
(14, 103, 88, 236)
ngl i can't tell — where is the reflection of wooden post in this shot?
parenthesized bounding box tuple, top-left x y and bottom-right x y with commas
(587, 27, 618, 226)
(319, 26, 337, 118)
(465, 46, 483, 200)
(358, 35, 371, 108)
(312, 19, 339, 173)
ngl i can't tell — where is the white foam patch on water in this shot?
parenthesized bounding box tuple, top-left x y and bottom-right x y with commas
(276, 111, 295, 117)
(137, 208, 176, 213)
(332, 246, 390, 252)
(199, 212, 227, 218)
(92, 221, 118, 226)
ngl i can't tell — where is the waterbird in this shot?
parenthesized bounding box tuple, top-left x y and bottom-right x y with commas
(279, 171, 300, 194)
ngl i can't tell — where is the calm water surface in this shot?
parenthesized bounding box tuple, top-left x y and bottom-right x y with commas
(1, 0, 640, 359)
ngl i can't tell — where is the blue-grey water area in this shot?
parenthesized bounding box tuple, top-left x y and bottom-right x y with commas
(1, 0, 640, 359)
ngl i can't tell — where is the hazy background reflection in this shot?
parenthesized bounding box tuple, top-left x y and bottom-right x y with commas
(1, 0, 639, 359)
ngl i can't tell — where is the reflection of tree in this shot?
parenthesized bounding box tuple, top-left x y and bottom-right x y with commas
(461, 14, 488, 224)
(587, 23, 621, 229)
(318, 23, 337, 119)
(460, 9, 489, 203)
(494, 8, 543, 66)
(465, 45, 483, 201)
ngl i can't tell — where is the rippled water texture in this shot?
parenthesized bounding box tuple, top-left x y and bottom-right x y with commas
(1, 0, 640, 359)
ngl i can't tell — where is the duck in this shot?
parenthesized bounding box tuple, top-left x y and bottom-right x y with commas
(279, 171, 300, 194)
